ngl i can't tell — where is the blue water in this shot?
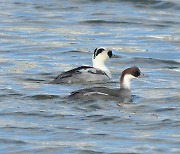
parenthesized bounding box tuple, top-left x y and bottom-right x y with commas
(0, 0, 180, 153)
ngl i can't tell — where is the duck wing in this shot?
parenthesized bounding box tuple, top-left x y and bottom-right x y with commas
(50, 66, 108, 84)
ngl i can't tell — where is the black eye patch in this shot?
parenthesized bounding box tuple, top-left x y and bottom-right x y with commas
(93, 48, 104, 59)
(132, 70, 141, 77)
(108, 51, 112, 58)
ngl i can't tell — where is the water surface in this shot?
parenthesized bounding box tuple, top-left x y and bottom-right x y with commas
(0, 0, 180, 153)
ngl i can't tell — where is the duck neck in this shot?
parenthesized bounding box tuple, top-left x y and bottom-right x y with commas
(93, 58, 111, 78)
(120, 74, 132, 90)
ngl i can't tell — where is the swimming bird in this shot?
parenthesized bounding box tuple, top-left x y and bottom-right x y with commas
(50, 47, 113, 84)
(69, 66, 143, 103)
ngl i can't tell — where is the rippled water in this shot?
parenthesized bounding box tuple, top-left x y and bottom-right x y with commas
(0, 0, 180, 153)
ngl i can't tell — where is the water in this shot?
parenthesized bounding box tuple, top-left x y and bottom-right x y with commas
(0, 0, 180, 153)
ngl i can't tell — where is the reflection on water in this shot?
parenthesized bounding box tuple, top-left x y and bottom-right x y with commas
(0, 0, 180, 153)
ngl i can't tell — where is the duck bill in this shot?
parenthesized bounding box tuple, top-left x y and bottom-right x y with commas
(111, 54, 121, 58)
(138, 73, 145, 78)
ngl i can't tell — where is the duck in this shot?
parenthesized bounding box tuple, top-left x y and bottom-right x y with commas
(50, 47, 113, 84)
(69, 66, 143, 103)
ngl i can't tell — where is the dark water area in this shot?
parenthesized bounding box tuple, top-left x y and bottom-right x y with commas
(0, 0, 180, 153)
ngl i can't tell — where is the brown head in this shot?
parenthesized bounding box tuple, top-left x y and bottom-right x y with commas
(120, 66, 141, 89)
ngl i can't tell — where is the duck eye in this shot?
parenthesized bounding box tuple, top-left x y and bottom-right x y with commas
(133, 71, 140, 77)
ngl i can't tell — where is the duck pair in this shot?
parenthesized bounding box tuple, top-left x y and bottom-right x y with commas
(50, 47, 143, 103)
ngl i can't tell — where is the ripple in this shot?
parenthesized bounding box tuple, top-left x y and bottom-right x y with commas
(0, 0, 180, 153)
(0, 138, 27, 144)
(26, 94, 60, 100)
(81, 19, 142, 26)
(155, 107, 179, 113)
